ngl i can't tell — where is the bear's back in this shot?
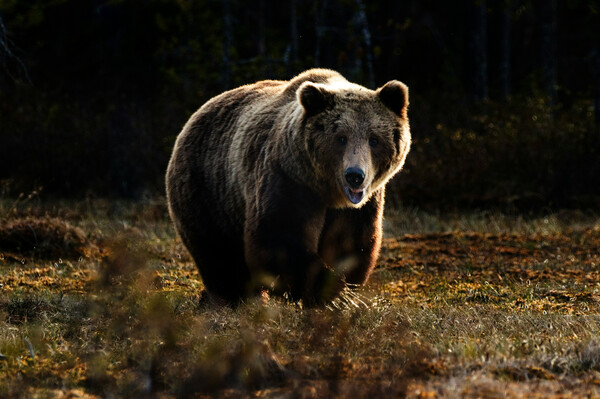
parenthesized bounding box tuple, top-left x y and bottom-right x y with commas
(168, 69, 350, 236)
(282, 69, 346, 97)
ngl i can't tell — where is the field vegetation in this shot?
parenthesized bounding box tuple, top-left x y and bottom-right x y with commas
(1, 2, 599, 397)
(1, 198, 599, 398)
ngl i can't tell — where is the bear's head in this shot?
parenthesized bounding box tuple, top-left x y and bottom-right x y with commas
(296, 79, 411, 208)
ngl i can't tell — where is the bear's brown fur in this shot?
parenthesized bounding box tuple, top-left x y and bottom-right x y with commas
(166, 69, 411, 304)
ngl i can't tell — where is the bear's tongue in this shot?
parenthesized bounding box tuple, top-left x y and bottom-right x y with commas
(344, 186, 365, 204)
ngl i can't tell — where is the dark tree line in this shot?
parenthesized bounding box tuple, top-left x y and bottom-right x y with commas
(0, 0, 598, 206)
(1, 1, 596, 110)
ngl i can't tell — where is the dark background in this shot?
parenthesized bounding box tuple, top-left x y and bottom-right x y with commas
(0, 0, 598, 209)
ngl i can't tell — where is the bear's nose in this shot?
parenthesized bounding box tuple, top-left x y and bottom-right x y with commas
(344, 167, 365, 189)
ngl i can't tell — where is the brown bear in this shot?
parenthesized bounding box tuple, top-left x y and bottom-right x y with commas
(166, 69, 411, 305)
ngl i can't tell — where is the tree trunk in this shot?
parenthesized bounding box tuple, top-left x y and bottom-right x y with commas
(354, 0, 375, 88)
(0, 13, 8, 70)
(257, 0, 266, 58)
(257, 0, 270, 76)
(536, 0, 557, 105)
(468, 0, 488, 101)
(290, 0, 299, 67)
(221, 0, 233, 90)
(314, 0, 328, 67)
(594, 49, 600, 126)
(498, 0, 510, 100)
(0, 13, 30, 84)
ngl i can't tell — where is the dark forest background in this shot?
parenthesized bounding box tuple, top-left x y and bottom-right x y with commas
(0, 0, 599, 209)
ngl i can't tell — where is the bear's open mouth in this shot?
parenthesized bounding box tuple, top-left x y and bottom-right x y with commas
(344, 186, 365, 204)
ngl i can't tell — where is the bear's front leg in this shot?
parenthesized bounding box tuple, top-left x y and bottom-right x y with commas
(243, 173, 344, 304)
(319, 188, 385, 285)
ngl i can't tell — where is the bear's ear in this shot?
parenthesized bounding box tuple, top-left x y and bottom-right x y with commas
(297, 82, 335, 116)
(377, 80, 409, 119)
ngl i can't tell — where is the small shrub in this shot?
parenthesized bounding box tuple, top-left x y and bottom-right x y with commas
(0, 217, 92, 259)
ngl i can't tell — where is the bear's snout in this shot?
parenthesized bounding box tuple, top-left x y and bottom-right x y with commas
(344, 167, 365, 189)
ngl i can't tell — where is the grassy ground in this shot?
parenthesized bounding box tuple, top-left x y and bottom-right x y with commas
(0, 199, 599, 398)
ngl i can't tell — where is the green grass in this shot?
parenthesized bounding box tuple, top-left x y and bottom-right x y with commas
(1, 200, 600, 397)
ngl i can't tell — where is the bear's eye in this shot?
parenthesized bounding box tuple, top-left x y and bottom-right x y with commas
(369, 137, 379, 147)
(337, 136, 348, 145)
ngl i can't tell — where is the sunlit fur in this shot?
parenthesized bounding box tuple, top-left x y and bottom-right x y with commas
(166, 69, 411, 304)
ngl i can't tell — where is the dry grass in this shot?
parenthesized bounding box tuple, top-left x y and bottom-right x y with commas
(1, 200, 600, 398)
